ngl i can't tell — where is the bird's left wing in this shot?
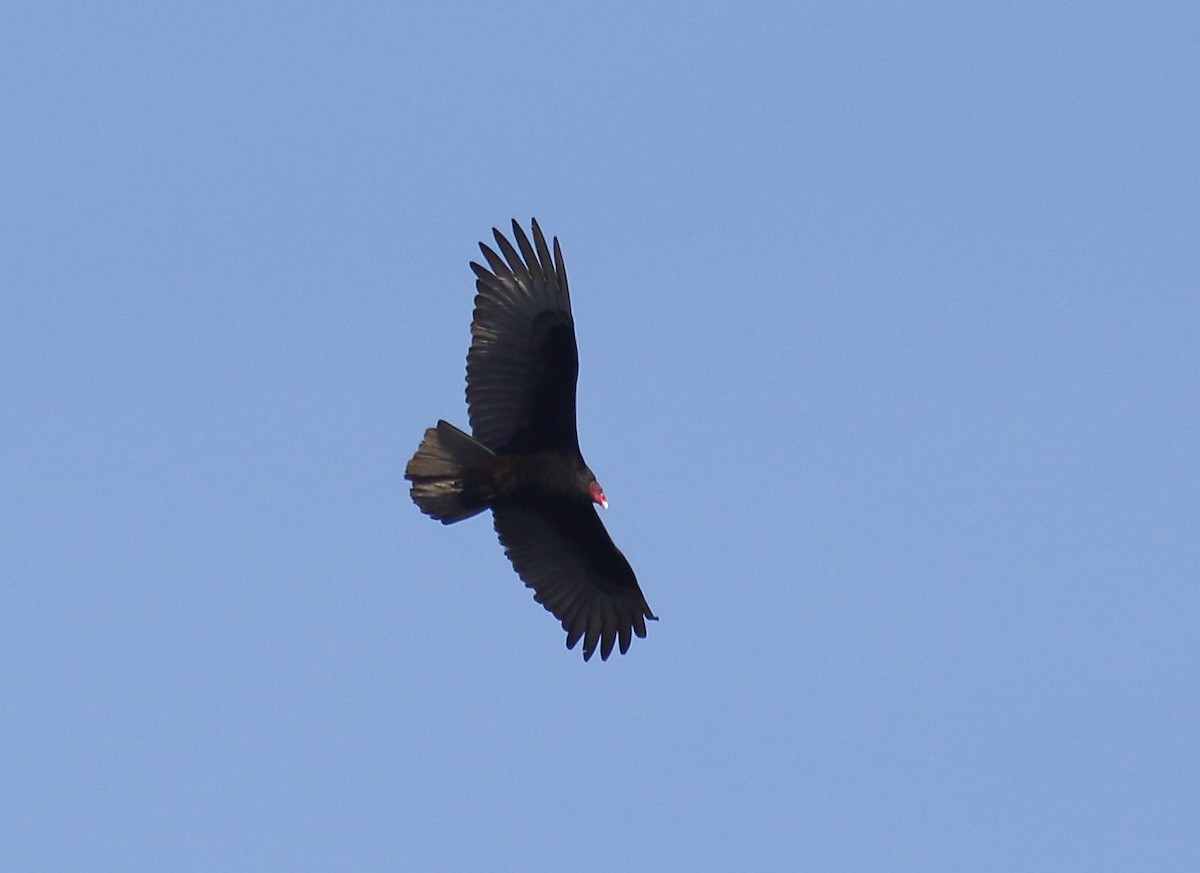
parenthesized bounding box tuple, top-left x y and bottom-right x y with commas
(492, 503, 656, 661)
(466, 219, 579, 454)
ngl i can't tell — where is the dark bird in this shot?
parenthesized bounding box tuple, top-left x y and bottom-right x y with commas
(405, 219, 656, 661)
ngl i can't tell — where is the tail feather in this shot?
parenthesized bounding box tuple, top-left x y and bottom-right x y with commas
(405, 420, 494, 524)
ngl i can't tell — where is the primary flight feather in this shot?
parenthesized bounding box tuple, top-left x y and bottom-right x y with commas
(405, 219, 656, 661)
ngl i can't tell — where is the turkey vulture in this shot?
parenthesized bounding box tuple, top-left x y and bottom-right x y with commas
(405, 219, 656, 661)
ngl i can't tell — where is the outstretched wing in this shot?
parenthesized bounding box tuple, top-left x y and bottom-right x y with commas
(467, 219, 579, 455)
(492, 503, 656, 661)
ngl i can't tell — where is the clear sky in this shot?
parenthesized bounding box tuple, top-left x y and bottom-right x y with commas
(3, 3, 1197, 870)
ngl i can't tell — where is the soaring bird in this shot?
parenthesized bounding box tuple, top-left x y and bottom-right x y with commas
(405, 219, 655, 661)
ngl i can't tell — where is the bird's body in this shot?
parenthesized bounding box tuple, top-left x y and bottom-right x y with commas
(405, 219, 655, 661)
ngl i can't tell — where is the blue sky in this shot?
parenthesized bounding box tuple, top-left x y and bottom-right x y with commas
(3, 2, 1197, 870)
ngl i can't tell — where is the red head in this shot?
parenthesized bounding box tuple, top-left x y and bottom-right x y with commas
(588, 480, 609, 510)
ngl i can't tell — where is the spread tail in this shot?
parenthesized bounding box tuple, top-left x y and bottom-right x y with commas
(404, 420, 495, 524)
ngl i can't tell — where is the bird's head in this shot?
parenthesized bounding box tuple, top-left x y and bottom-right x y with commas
(587, 479, 609, 510)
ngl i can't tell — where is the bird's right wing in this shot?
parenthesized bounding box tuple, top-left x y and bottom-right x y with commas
(466, 219, 580, 455)
(492, 503, 656, 661)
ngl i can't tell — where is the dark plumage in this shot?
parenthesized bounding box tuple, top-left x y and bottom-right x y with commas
(405, 219, 655, 661)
